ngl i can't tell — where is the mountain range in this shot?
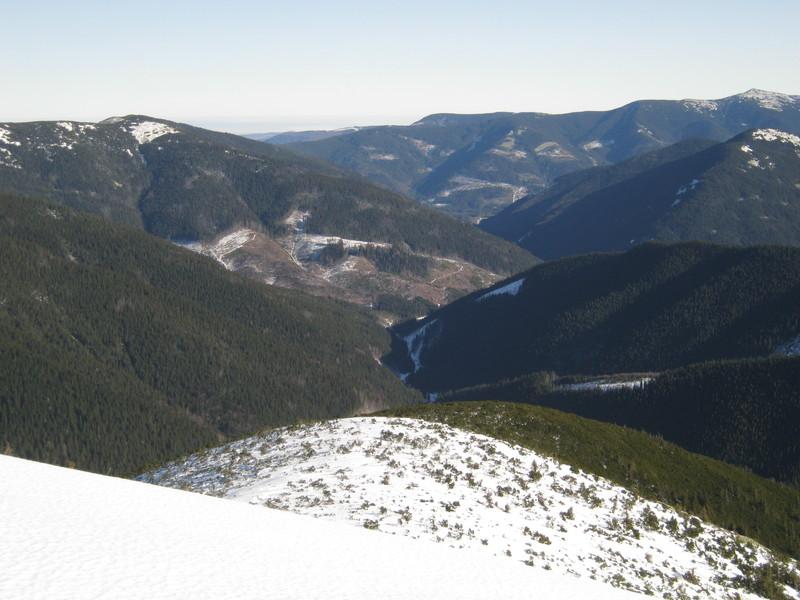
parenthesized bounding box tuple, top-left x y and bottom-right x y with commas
(0, 116, 535, 320)
(281, 90, 800, 222)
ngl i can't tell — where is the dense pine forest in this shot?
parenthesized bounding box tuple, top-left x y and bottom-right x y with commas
(0, 194, 420, 475)
(465, 357, 800, 486)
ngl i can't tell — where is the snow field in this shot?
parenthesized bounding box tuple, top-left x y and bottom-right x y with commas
(141, 417, 799, 599)
(1, 454, 640, 600)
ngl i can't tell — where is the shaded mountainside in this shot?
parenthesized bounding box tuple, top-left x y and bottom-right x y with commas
(381, 402, 800, 562)
(0, 195, 420, 475)
(475, 357, 800, 487)
(286, 90, 800, 221)
(0, 116, 535, 320)
(482, 129, 800, 259)
(386, 242, 800, 392)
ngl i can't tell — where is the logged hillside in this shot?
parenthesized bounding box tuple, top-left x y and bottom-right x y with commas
(0, 195, 420, 475)
(482, 129, 800, 259)
(381, 402, 800, 561)
(0, 117, 535, 319)
(287, 90, 800, 221)
(493, 358, 800, 487)
(387, 242, 800, 392)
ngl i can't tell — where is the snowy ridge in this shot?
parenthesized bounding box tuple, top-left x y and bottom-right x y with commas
(738, 89, 799, 111)
(0, 455, 637, 600)
(141, 417, 799, 599)
(127, 121, 179, 145)
(476, 277, 524, 302)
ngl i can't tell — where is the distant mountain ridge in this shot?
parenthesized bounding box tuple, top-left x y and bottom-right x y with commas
(283, 90, 800, 221)
(481, 128, 800, 258)
(0, 115, 535, 319)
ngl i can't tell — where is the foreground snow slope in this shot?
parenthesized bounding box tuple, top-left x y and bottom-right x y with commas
(142, 417, 800, 600)
(0, 455, 636, 600)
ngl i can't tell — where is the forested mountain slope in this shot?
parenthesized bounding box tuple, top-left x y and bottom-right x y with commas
(386, 242, 800, 392)
(0, 194, 419, 475)
(485, 357, 800, 487)
(482, 129, 800, 258)
(0, 116, 535, 319)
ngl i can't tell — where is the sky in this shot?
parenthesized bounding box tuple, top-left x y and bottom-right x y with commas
(2, 0, 799, 133)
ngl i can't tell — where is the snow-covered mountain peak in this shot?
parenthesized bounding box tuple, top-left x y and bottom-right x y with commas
(737, 89, 799, 111)
(140, 416, 799, 599)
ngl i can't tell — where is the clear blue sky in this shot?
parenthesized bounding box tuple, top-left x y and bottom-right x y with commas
(3, 0, 799, 132)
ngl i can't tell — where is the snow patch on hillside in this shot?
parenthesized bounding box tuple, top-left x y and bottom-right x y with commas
(0, 127, 21, 146)
(177, 228, 256, 270)
(775, 334, 800, 356)
(127, 121, 179, 145)
(682, 99, 719, 112)
(403, 136, 437, 156)
(534, 141, 575, 160)
(439, 176, 526, 200)
(141, 417, 798, 599)
(363, 146, 398, 161)
(1, 455, 638, 600)
(558, 377, 654, 392)
(476, 278, 524, 302)
(0, 128, 22, 168)
(281, 209, 390, 263)
(672, 179, 702, 207)
(752, 129, 800, 148)
(582, 140, 604, 151)
(403, 319, 438, 375)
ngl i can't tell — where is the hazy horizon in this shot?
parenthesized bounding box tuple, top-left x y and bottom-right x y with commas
(4, 1, 800, 133)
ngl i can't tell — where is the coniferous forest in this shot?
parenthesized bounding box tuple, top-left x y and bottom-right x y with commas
(0, 194, 420, 474)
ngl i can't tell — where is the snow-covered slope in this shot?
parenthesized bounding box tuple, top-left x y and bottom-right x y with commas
(0, 455, 635, 600)
(141, 417, 799, 599)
